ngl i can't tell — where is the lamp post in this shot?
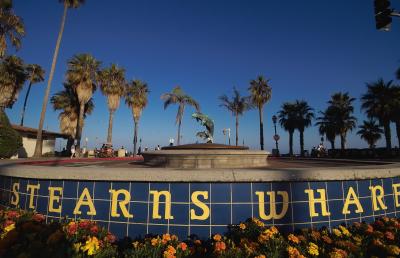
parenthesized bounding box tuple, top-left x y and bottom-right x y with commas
(272, 115, 280, 156)
(223, 128, 231, 145)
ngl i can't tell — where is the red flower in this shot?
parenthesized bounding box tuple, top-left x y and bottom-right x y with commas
(90, 225, 98, 234)
(106, 233, 116, 243)
(79, 220, 91, 229)
(6, 210, 20, 220)
(67, 222, 78, 236)
(385, 231, 395, 241)
(32, 213, 45, 223)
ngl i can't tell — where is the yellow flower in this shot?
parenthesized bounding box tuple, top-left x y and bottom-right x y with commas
(81, 236, 100, 256)
(287, 246, 304, 258)
(1, 223, 15, 239)
(339, 225, 351, 237)
(213, 234, 222, 241)
(332, 228, 342, 237)
(387, 245, 400, 256)
(132, 241, 139, 248)
(308, 242, 319, 256)
(288, 234, 300, 244)
(254, 255, 266, 258)
(239, 223, 246, 230)
(73, 243, 82, 253)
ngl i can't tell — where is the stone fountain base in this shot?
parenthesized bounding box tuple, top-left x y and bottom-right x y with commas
(142, 143, 269, 169)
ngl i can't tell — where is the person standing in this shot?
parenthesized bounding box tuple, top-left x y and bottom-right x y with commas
(70, 145, 76, 159)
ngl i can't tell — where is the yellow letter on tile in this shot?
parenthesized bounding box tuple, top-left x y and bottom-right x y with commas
(26, 184, 40, 209)
(48, 187, 63, 213)
(369, 185, 388, 211)
(11, 183, 19, 207)
(304, 189, 331, 217)
(342, 186, 363, 214)
(393, 183, 400, 207)
(73, 188, 96, 215)
(255, 191, 289, 220)
(150, 190, 174, 219)
(109, 189, 133, 218)
(190, 191, 210, 220)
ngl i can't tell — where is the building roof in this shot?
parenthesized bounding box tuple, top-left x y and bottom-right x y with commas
(11, 124, 69, 139)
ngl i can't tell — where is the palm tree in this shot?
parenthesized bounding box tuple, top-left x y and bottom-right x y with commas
(51, 81, 94, 153)
(161, 86, 200, 145)
(0, 55, 26, 112)
(361, 79, 395, 150)
(293, 100, 314, 156)
(278, 102, 297, 156)
(98, 64, 125, 144)
(20, 64, 45, 126)
(248, 75, 272, 150)
(327, 92, 357, 150)
(65, 53, 100, 154)
(219, 88, 251, 146)
(357, 119, 383, 149)
(34, 0, 85, 157)
(125, 79, 149, 155)
(315, 108, 337, 150)
(0, 0, 25, 58)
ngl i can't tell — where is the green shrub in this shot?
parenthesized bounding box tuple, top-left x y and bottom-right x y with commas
(0, 111, 22, 158)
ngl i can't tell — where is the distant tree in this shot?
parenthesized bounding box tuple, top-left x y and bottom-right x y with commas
(315, 108, 337, 150)
(361, 79, 395, 150)
(0, 55, 27, 112)
(98, 64, 125, 144)
(161, 86, 200, 145)
(357, 119, 383, 149)
(396, 67, 400, 80)
(20, 64, 45, 126)
(0, 0, 25, 58)
(293, 100, 314, 156)
(278, 102, 297, 156)
(219, 88, 251, 146)
(51, 81, 94, 152)
(34, 0, 85, 157)
(66, 53, 100, 154)
(327, 92, 357, 150)
(125, 80, 149, 155)
(248, 75, 272, 150)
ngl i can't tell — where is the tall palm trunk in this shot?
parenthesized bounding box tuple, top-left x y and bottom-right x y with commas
(133, 118, 139, 155)
(289, 130, 293, 156)
(258, 106, 264, 150)
(383, 120, 392, 150)
(20, 82, 32, 126)
(74, 102, 85, 154)
(340, 132, 346, 150)
(34, 3, 68, 157)
(177, 119, 182, 145)
(395, 120, 400, 148)
(329, 140, 335, 150)
(107, 110, 114, 143)
(66, 137, 74, 154)
(299, 129, 304, 157)
(235, 113, 239, 146)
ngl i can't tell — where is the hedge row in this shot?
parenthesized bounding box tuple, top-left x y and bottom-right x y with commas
(1, 208, 400, 257)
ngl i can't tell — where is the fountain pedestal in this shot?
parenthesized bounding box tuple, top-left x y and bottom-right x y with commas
(142, 143, 269, 169)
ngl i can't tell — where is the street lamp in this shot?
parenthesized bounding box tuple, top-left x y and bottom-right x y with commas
(272, 115, 280, 156)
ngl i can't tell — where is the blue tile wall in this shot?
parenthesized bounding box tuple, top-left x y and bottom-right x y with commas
(1, 175, 400, 240)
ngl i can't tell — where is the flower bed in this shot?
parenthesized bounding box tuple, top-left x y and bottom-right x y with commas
(1, 209, 399, 257)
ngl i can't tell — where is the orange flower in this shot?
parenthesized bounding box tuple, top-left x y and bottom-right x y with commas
(194, 239, 201, 245)
(214, 241, 226, 252)
(32, 213, 45, 222)
(213, 234, 222, 242)
(239, 223, 246, 230)
(366, 225, 374, 234)
(322, 235, 332, 244)
(329, 248, 348, 258)
(287, 246, 304, 258)
(163, 245, 177, 258)
(178, 242, 187, 251)
(151, 237, 160, 246)
(162, 233, 172, 244)
(171, 234, 178, 241)
(254, 255, 266, 258)
(288, 234, 300, 244)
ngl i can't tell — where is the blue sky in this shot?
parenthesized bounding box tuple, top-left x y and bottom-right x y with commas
(5, 0, 400, 153)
